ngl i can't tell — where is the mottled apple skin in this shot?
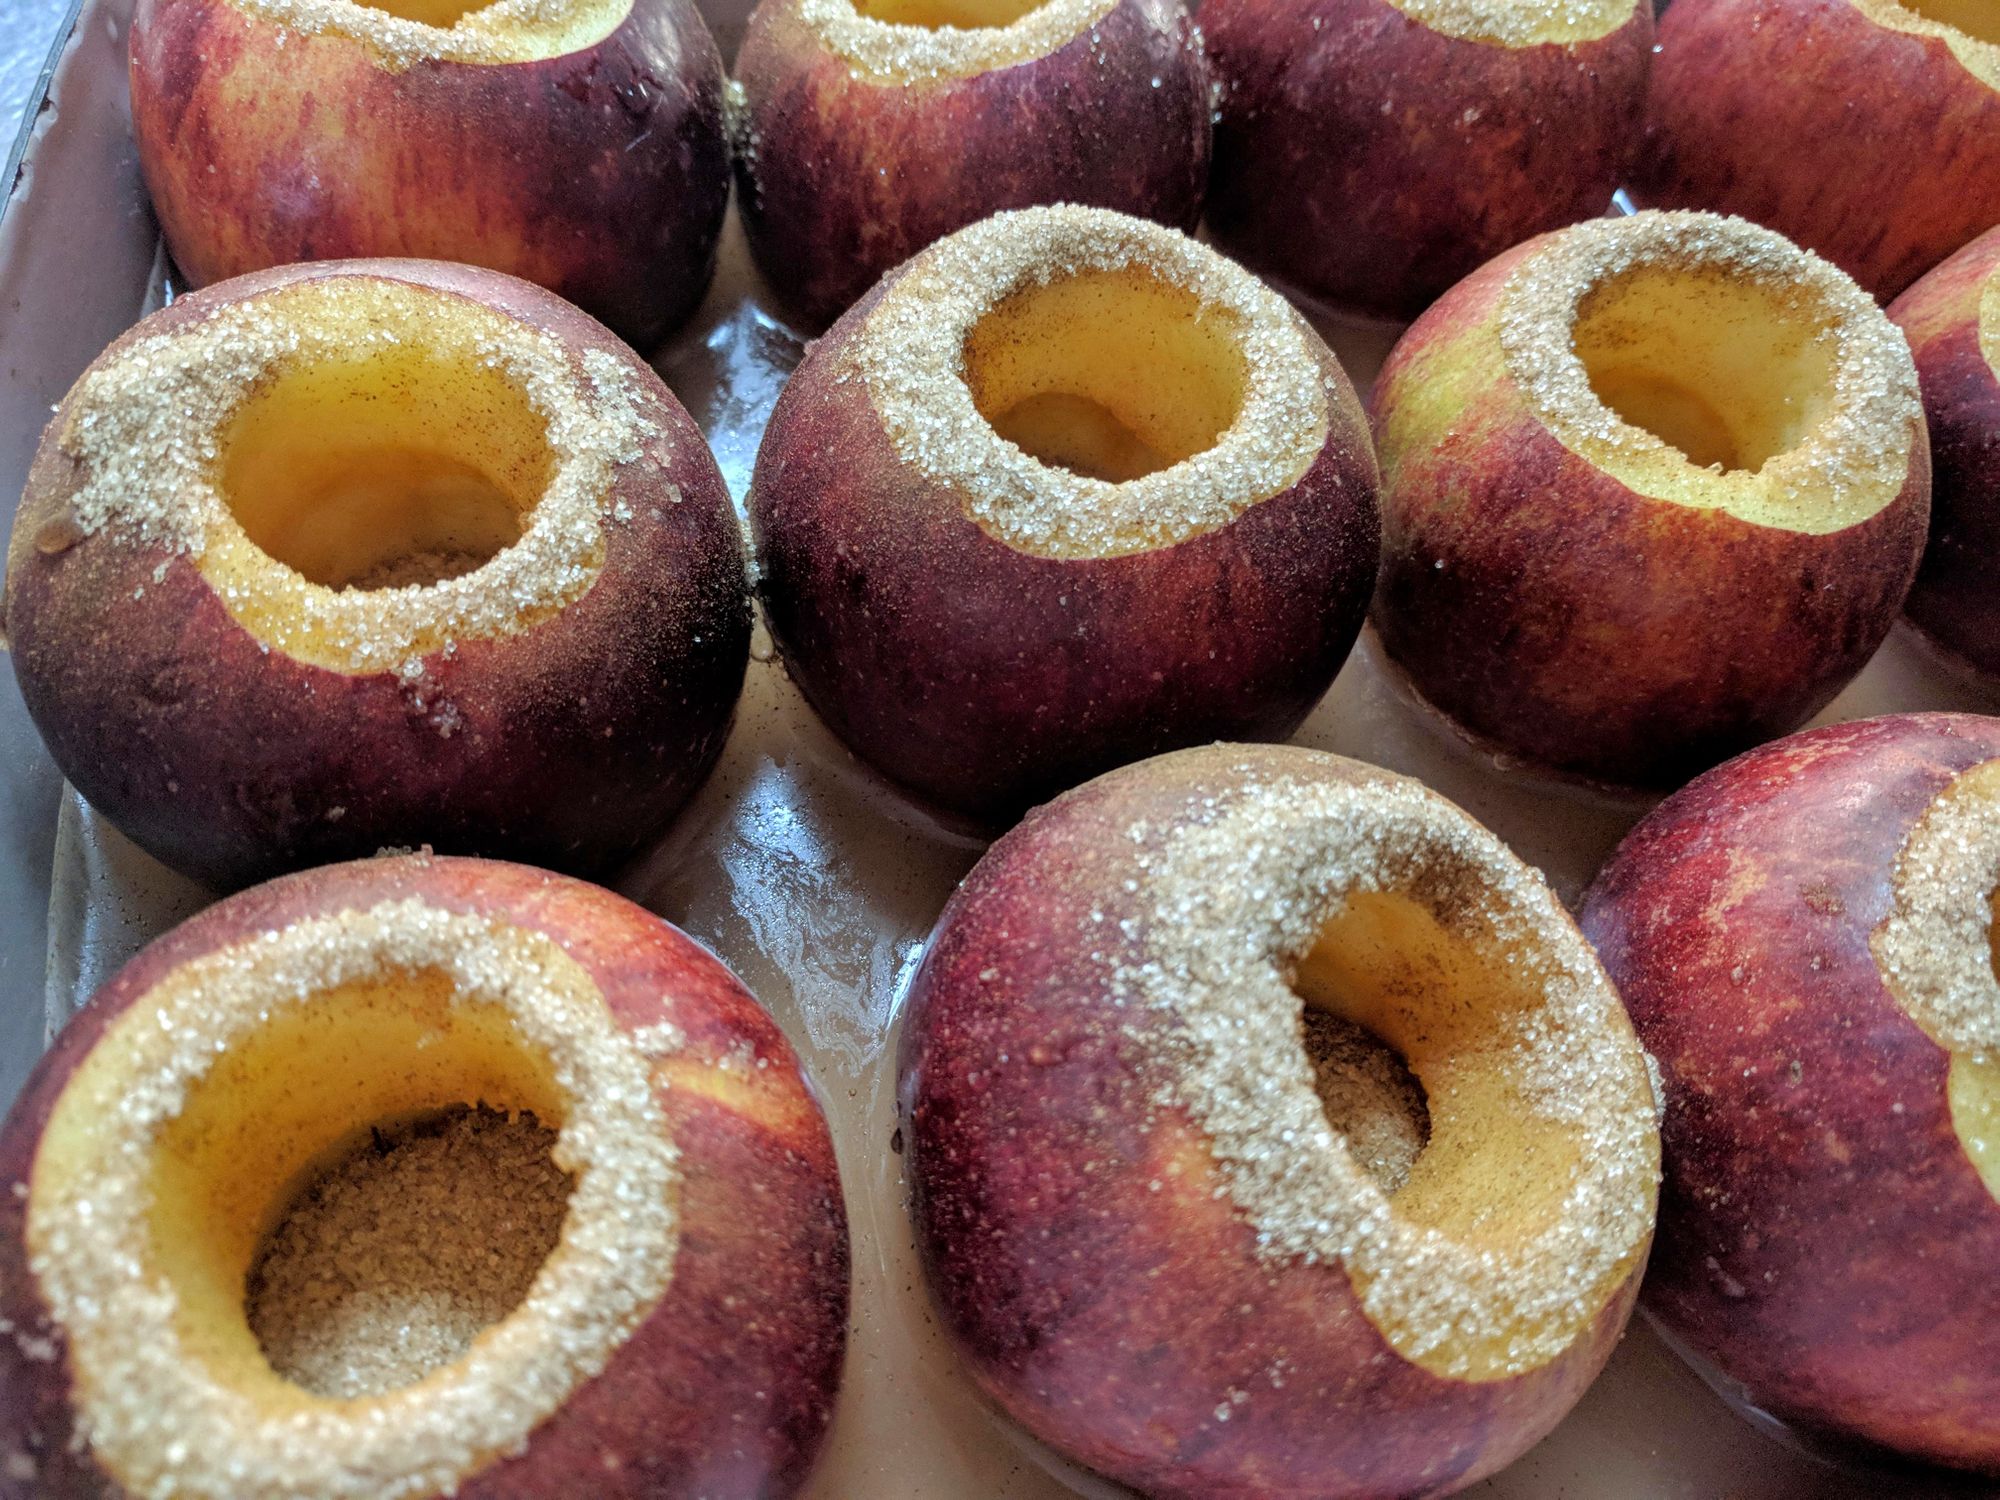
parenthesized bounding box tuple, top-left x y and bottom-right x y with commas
(1889, 228, 2000, 686)
(1581, 713, 2000, 1473)
(130, 0, 730, 348)
(1370, 236, 1931, 790)
(1638, 0, 2000, 302)
(1203, 0, 1652, 322)
(749, 275, 1379, 823)
(732, 0, 1210, 330)
(3, 259, 749, 892)
(0, 855, 849, 1498)
(900, 745, 1642, 1497)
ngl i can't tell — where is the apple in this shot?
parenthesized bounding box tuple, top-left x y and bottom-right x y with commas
(901, 742, 1660, 1497)
(3, 257, 749, 890)
(731, 0, 1210, 329)
(0, 853, 849, 1497)
(1636, 0, 2000, 302)
(749, 204, 1380, 822)
(1888, 223, 2000, 686)
(1204, 0, 1653, 322)
(1581, 711, 2000, 1474)
(130, 0, 731, 348)
(1371, 209, 1929, 789)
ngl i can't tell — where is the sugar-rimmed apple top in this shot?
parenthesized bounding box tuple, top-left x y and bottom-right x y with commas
(1106, 752, 1657, 1379)
(1372, 0, 1637, 46)
(28, 274, 646, 677)
(1854, 0, 2000, 84)
(847, 204, 1331, 560)
(788, 0, 1122, 83)
(1874, 755, 2000, 1069)
(224, 0, 633, 69)
(1497, 211, 1922, 535)
(24, 895, 682, 1500)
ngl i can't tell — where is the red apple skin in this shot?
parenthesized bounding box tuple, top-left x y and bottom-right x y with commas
(1580, 713, 2000, 1473)
(0, 855, 849, 1498)
(749, 274, 1380, 824)
(732, 0, 1210, 330)
(1203, 0, 1653, 322)
(3, 259, 749, 892)
(1370, 236, 1931, 790)
(900, 745, 1643, 1498)
(1637, 0, 2000, 302)
(130, 0, 730, 349)
(1889, 227, 2000, 686)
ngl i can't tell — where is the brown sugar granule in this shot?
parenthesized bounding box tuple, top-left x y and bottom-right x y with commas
(342, 548, 496, 591)
(247, 1106, 572, 1400)
(1301, 1010, 1429, 1197)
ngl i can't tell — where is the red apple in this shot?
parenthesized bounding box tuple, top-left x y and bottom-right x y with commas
(731, 0, 1210, 329)
(0, 854, 848, 1497)
(1637, 0, 2000, 302)
(130, 0, 731, 348)
(1888, 224, 2000, 686)
(1371, 209, 1929, 788)
(3, 258, 748, 889)
(750, 204, 1380, 821)
(1204, 0, 1653, 321)
(1581, 711, 2000, 1474)
(902, 742, 1660, 1497)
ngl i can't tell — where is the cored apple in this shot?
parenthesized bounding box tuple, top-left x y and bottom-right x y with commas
(3, 257, 749, 889)
(901, 742, 1661, 1497)
(1204, 0, 1653, 321)
(130, 0, 731, 348)
(731, 0, 1210, 329)
(1637, 0, 2000, 301)
(1581, 711, 2000, 1474)
(750, 204, 1379, 821)
(1888, 224, 2000, 686)
(1371, 209, 1929, 788)
(0, 853, 848, 1497)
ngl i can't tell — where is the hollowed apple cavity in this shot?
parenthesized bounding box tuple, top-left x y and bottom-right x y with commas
(1301, 1008, 1430, 1196)
(353, 0, 491, 24)
(849, 0, 1047, 26)
(964, 267, 1247, 483)
(220, 341, 554, 592)
(1291, 889, 1598, 1376)
(1896, 0, 2000, 46)
(1958, 882, 2000, 1199)
(1874, 756, 2000, 1204)
(142, 970, 575, 1403)
(1574, 265, 1837, 477)
(1941, 771, 2000, 1204)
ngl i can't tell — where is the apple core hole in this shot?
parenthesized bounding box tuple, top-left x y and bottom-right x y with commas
(1302, 1008, 1431, 1195)
(849, 0, 1047, 28)
(219, 342, 554, 591)
(246, 1104, 571, 1399)
(963, 265, 1247, 483)
(351, 0, 491, 24)
(1572, 263, 1839, 476)
(1896, 0, 2000, 45)
(140, 970, 576, 1405)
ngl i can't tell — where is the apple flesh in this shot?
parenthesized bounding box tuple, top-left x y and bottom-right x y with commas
(1370, 209, 1930, 789)
(1637, 0, 2000, 302)
(1204, 0, 1653, 321)
(731, 0, 1210, 330)
(0, 854, 849, 1497)
(3, 258, 749, 890)
(1581, 712, 2000, 1474)
(1888, 224, 2000, 686)
(130, 0, 731, 348)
